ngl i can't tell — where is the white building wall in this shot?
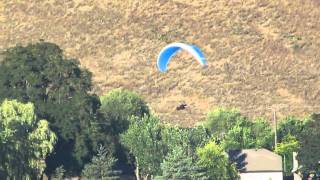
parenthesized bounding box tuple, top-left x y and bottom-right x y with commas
(240, 172, 283, 180)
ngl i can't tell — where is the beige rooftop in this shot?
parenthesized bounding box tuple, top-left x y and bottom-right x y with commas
(242, 149, 282, 172)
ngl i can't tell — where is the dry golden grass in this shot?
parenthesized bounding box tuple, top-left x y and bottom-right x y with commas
(1, 0, 320, 126)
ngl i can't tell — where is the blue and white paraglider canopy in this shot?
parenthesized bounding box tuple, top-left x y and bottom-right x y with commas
(157, 42, 208, 72)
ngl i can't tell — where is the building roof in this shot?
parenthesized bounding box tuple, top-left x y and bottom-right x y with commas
(231, 148, 283, 173)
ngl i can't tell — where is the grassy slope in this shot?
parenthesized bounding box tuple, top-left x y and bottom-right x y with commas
(1, 0, 320, 127)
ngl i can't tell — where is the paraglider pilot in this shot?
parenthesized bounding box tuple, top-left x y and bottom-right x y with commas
(176, 102, 188, 111)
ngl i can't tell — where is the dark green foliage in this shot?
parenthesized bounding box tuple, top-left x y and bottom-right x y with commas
(81, 145, 121, 180)
(161, 125, 210, 159)
(297, 113, 320, 172)
(121, 115, 165, 178)
(203, 108, 273, 151)
(203, 108, 241, 138)
(186, 126, 211, 148)
(227, 150, 247, 173)
(222, 117, 254, 150)
(276, 116, 308, 174)
(277, 116, 307, 143)
(51, 166, 66, 180)
(156, 146, 207, 180)
(251, 118, 274, 149)
(156, 125, 211, 179)
(161, 125, 190, 155)
(99, 89, 150, 175)
(0, 42, 103, 174)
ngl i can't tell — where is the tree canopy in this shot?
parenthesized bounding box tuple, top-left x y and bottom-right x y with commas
(197, 141, 239, 180)
(277, 116, 307, 143)
(0, 99, 56, 179)
(81, 145, 121, 180)
(98, 89, 150, 175)
(0, 42, 102, 174)
(276, 116, 307, 174)
(297, 113, 320, 172)
(161, 125, 210, 159)
(203, 108, 241, 138)
(99, 88, 150, 135)
(275, 134, 299, 174)
(157, 146, 206, 180)
(121, 115, 164, 179)
(219, 117, 273, 150)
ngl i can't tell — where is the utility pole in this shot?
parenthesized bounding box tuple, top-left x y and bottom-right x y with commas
(267, 107, 278, 148)
(273, 108, 277, 147)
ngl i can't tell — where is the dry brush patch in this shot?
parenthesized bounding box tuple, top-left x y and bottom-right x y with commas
(1, 0, 320, 127)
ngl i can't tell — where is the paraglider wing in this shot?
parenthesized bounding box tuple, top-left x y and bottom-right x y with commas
(156, 43, 207, 72)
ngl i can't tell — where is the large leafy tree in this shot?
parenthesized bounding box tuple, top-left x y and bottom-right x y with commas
(121, 115, 164, 180)
(222, 117, 273, 150)
(297, 113, 320, 172)
(155, 125, 210, 179)
(203, 108, 242, 138)
(161, 125, 210, 159)
(0, 42, 102, 173)
(197, 141, 239, 180)
(0, 99, 56, 179)
(99, 89, 150, 174)
(277, 116, 307, 142)
(99, 89, 149, 135)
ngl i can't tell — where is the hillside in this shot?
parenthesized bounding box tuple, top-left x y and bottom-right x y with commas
(1, 0, 320, 127)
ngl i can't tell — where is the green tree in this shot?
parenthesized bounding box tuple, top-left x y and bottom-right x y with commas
(156, 146, 206, 180)
(51, 166, 66, 180)
(297, 113, 320, 172)
(121, 115, 164, 179)
(251, 118, 273, 149)
(276, 116, 307, 175)
(197, 141, 239, 180)
(222, 117, 273, 150)
(0, 99, 56, 179)
(99, 89, 149, 134)
(81, 145, 121, 180)
(99, 89, 150, 175)
(277, 116, 307, 142)
(161, 125, 210, 159)
(0, 42, 103, 173)
(203, 108, 242, 138)
(275, 134, 299, 175)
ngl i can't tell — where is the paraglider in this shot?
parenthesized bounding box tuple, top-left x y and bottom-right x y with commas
(176, 102, 188, 111)
(156, 42, 208, 72)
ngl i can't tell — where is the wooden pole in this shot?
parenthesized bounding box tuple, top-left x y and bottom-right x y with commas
(273, 108, 277, 147)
